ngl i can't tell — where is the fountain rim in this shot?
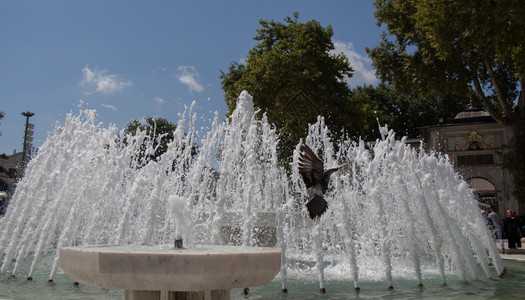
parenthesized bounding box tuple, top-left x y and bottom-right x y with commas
(60, 244, 282, 254)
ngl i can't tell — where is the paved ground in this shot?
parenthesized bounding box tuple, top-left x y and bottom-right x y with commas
(496, 238, 525, 261)
(500, 252, 525, 261)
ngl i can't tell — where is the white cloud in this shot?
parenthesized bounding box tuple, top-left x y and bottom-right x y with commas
(177, 66, 204, 93)
(151, 67, 168, 74)
(332, 40, 378, 87)
(154, 97, 165, 111)
(154, 97, 165, 105)
(100, 104, 117, 111)
(80, 66, 132, 94)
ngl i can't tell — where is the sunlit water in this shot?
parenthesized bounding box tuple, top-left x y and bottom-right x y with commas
(0, 257, 523, 299)
(0, 91, 508, 297)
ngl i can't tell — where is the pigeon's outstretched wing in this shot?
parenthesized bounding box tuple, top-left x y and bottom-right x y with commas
(298, 144, 328, 219)
(321, 162, 350, 193)
(298, 144, 349, 220)
(298, 144, 324, 189)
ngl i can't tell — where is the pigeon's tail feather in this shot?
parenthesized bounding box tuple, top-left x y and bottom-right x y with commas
(306, 194, 328, 219)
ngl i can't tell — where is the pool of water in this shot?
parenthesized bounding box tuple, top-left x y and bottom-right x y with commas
(0, 259, 523, 299)
(243, 259, 525, 299)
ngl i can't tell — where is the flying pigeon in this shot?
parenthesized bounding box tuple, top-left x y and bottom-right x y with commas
(298, 144, 348, 219)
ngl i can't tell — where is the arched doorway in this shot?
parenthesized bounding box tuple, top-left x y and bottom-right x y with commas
(467, 177, 496, 208)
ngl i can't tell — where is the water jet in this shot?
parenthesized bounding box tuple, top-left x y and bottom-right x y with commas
(0, 91, 514, 299)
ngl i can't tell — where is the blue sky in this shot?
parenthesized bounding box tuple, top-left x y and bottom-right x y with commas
(0, 1, 383, 155)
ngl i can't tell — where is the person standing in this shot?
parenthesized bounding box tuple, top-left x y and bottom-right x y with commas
(488, 206, 505, 253)
(504, 210, 522, 249)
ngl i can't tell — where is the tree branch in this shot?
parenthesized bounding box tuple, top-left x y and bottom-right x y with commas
(483, 57, 515, 122)
(470, 67, 509, 126)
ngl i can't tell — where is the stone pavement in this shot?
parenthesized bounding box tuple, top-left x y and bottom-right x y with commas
(500, 252, 525, 261)
(496, 238, 525, 261)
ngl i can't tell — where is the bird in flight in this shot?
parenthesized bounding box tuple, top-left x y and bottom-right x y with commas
(298, 144, 348, 219)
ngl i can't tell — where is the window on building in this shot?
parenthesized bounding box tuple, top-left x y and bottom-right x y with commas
(457, 154, 494, 166)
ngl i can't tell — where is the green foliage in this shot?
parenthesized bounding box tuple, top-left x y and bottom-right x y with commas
(369, 0, 524, 124)
(369, 0, 525, 202)
(123, 117, 177, 163)
(220, 14, 374, 161)
(351, 84, 469, 139)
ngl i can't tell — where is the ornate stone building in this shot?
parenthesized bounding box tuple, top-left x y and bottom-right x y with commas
(419, 109, 522, 217)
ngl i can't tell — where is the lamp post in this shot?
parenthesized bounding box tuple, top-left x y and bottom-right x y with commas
(21, 111, 35, 167)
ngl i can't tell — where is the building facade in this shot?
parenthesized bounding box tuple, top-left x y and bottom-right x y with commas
(419, 109, 522, 217)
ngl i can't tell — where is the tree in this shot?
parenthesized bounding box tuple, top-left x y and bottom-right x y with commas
(351, 84, 469, 139)
(124, 117, 177, 163)
(220, 13, 373, 161)
(368, 0, 525, 202)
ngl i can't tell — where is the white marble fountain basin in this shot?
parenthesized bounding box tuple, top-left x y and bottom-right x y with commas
(60, 245, 281, 292)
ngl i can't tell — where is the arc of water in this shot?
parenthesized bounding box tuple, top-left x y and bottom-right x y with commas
(1, 113, 73, 274)
(414, 172, 446, 285)
(395, 174, 423, 286)
(48, 169, 93, 281)
(340, 189, 359, 289)
(372, 188, 394, 288)
(0, 91, 508, 288)
(9, 161, 59, 261)
(83, 155, 126, 245)
(448, 218, 480, 279)
(367, 135, 394, 288)
(241, 120, 258, 247)
(211, 177, 227, 245)
(455, 178, 505, 276)
(421, 157, 469, 282)
(430, 191, 469, 281)
(313, 221, 326, 292)
(179, 109, 199, 247)
(0, 183, 54, 274)
(116, 171, 151, 244)
(187, 112, 222, 244)
(0, 188, 30, 272)
(9, 181, 60, 276)
(19, 168, 74, 278)
(1, 118, 92, 275)
(278, 144, 305, 293)
(211, 128, 238, 243)
(332, 139, 360, 290)
(467, 218, 504, 277)
(446, 162, 495, 279)
(428, 156, 494, 281)
(391, 142, 424, 286)
(275, 205, 288, 292)
(92, 130, 147, 245)
(26, 209, 62, 279)
(159, 111, 191, 246)
(142, 174, 163, 245)
(302, 121, 331, 293)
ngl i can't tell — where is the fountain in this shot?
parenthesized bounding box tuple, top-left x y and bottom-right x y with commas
(0, 91, 509, 299)
(59, 244, 281, 299)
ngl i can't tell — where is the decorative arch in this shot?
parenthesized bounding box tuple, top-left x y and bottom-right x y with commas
(467, 177, 496, 207)
(467, 177, 495, 192)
